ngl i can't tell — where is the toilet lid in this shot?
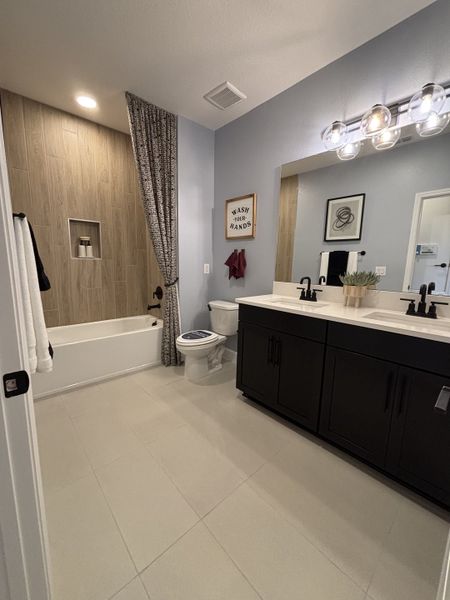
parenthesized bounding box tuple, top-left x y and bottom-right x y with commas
(176, 330, 219, 347)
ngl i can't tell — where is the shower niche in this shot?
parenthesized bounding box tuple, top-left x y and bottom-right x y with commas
(68, 218, 102, 259)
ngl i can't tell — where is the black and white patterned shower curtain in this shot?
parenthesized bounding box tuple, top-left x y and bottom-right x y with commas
(126, 92, 181, 366)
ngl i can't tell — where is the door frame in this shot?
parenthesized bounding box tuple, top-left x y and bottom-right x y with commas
(403, 187, 450, 293)
(0, 106, 52, 599)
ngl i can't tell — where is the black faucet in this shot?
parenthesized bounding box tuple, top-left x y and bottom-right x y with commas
(400, 282, 448, 319)
(417, 284, 427, 315)
(298, 276, 312, 300)
(318, 276, 326, 285)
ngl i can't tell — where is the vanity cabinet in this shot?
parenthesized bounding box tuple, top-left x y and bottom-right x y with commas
(237, 306, 450, 508)
(320, 348, 397, 467)
(237, 305, 326, 431)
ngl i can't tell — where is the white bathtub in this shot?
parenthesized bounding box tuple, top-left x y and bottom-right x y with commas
(32, 315, 163, 398)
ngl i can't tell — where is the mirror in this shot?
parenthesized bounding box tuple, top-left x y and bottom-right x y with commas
(276, 124, 450, 294)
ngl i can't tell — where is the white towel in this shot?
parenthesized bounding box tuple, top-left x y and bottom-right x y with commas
(14, 217, 52, 374)
(347, 251, 358, 274)
(14, 218, 37, 372)
(319, 252, 329, 281)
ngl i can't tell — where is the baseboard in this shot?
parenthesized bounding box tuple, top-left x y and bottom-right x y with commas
(33, 360, 162, 400)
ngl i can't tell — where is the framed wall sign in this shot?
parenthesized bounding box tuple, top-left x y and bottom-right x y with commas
(225, 193, 256, 239)
(324, 193, 365, 242)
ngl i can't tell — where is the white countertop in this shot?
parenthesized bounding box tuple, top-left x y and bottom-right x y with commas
(235, 294, 450, 344)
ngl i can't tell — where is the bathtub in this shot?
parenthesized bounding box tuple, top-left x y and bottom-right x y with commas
(32, 315, 163, 398)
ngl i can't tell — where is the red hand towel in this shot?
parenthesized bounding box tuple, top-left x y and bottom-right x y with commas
(225, 250, 239, 279)
(235, 249, 247, 279)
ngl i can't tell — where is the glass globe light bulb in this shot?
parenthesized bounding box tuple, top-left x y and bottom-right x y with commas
(408, 83, 446, 124)
(322, 121, 348, 150)
(336, 140, 362, 161)
(371, 127, 401, 150)
(416, 111, 450, 137)
(360, 104, 392, 137)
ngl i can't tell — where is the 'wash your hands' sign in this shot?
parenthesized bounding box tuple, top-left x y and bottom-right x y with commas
(225, 193, 256, 239)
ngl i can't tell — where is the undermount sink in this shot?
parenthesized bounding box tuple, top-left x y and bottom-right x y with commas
(268, 297, 329, 311)
(363, 311, 450, 331)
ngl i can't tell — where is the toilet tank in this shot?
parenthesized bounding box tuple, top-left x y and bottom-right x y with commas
(208, 300, 239, 335)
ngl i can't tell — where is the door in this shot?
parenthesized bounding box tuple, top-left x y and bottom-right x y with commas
(320, 348, 397, 467)
(387, 367, 450, 504)
(237, 322, 278, 408)
(0, 107, 52, 598)
(277, 332, 324, 431)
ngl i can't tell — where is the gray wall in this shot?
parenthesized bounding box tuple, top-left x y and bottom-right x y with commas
(212, 0, 450, 303)
(292, 132, 450, 291)
(178, 116, 214, 331)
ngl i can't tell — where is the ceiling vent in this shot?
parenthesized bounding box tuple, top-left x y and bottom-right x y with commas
(204, 81, 246, 110)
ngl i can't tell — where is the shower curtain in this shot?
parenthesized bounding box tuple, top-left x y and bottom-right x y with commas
(126, 92, 181, 366)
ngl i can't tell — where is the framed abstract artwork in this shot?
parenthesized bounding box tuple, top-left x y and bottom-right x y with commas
(324, 194, 365, 242)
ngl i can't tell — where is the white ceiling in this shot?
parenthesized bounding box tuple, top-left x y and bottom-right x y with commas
(0, 0, 435, 132)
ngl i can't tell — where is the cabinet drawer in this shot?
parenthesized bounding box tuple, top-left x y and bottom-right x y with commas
(238, 304, 327, 343)
(328, 322, 450, 377)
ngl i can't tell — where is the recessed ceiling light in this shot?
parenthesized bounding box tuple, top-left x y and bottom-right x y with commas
(76, 95, 97, 109)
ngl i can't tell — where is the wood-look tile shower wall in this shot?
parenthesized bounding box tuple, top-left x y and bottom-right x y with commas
(1, 90, 163, 327)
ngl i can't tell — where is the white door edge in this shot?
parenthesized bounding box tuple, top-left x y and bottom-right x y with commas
(0, 106, 52, 599)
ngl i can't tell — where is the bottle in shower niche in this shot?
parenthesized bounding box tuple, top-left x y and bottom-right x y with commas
(86, 240, 93, 258)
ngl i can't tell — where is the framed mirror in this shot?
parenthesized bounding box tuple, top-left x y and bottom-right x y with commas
(276, 123, 450, 295)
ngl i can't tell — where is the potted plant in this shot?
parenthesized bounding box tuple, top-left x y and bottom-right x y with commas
(339, 271, 381, 307)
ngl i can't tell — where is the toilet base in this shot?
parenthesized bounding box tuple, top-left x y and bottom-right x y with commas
(183, 341, 226, 382)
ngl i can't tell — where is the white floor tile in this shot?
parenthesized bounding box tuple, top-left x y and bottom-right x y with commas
(36, 408, 92, 493)
(72, 409, 145, 469)
(248, 434, 401, 590)
(205, 483, 366, 600)
(130, 365, 185, 391)
(111, 578, 149, 600)
(141, 522, 261, 600)
(96, 450, 198, 571)
(148, 425, 247, 516)
(45, 474, 136, 600)
(61, 384, 110, 418)
(368, 498, 449, 600)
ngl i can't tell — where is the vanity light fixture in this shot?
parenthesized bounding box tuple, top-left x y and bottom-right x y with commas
(416, 111, 450, 137)
(360, 104, 392, 137)
(371, 126, 401, 150)
(408, 82, 446, 123)
(336, 140, 362, 161)
(321, 121, 348, 150)
(76, 95, 97, 109)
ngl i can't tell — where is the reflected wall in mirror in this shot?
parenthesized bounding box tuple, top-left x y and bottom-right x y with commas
(276, 125, 450, 294)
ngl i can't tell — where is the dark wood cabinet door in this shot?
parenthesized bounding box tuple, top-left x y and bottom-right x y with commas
(276, 333, 324, 431)
(236, 322, 278, 409)
(320, 348, 397, 467)
(387, 368, 450, 504)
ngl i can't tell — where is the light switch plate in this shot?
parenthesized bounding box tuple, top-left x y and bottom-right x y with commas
(204, 263, 210, 274)
(375, 266, 387, 276)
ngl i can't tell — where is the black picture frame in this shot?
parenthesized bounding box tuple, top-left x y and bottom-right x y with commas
(324, 193, 365, 242)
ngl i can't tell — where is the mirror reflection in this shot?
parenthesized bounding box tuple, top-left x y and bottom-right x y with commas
(276, 126, 450, 295)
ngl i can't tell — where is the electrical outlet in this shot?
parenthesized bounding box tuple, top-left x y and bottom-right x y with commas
(375, 266, 386, 276)
(203, 263, 210, 274)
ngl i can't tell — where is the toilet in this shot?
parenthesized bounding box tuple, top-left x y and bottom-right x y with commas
(176, 300, 238, 382)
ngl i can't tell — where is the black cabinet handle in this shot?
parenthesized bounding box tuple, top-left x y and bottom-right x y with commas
(274, 339, 281, 366)
(385, 372, 395, 412)
(397, 375, 407, 417)
(435, 386, 450, 414)
(267, 336, 274, 365)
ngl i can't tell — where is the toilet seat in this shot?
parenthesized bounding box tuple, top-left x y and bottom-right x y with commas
(176, 330, 219, 348)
